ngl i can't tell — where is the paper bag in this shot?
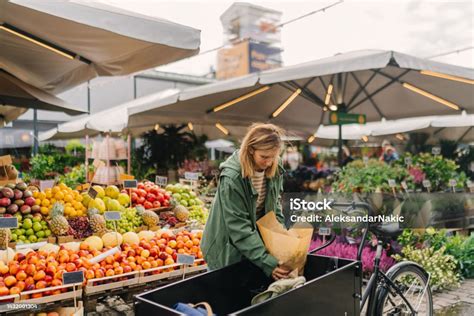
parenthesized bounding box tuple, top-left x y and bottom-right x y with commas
(257, 212, 313, 276)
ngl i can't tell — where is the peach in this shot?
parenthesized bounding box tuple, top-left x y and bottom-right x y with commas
(114, 266, 123, 275)
(31, 293, 43, 299)
(105, 269, 115, 277)
(0, 264, 9, 275)
(44, 275, 53, 284)
(165, 247, 174, 255)
(16, 281, 25, 292)
(4, 276, 17, 287)
(51, 279, 62, 287)
(123, 266, 132, 273)
(141, 250, 150, 258)
(9, 263, 20, 275)
(26, 264, 36, 276)
(0, 286, 10, 296)
(33, 270, 46, 281)
(142, 261, 151, 269)
(66, 263, 76, 272)
(35, 280, 47, 289)
(9, 286, 21, 295)
(16, 271, 27, 281)
(164, 258, 174, 266)
(85, 270, 95, 280)
(95, 269, 104, 279)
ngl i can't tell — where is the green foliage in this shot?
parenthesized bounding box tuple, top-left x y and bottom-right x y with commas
(393, 245, 460, 291)
(332, 159, 409, 193)
(65, 139, 85, 155)
(59, 164, 91, 187)
(133, 124, 208, 177)
(26, 152, 84, 180)
(398, 228, 474, 279)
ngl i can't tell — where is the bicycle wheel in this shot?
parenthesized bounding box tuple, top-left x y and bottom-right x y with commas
(375, 262, 433, 316)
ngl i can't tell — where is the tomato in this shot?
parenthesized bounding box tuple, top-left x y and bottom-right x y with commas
(146, 193, 156, 202)
(138, 189, 147, 197)
(144, 201, 153, 209)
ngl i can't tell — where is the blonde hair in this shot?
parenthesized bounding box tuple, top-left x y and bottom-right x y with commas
(239, 123, 285, 178)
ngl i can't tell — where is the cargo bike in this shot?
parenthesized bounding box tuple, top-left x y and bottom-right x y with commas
(134, 202, 433, 315)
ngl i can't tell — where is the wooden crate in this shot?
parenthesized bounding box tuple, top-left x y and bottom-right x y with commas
(19, 283, 82, 304)
(84, 270, 139, 295)
(138, 263, 183, 284)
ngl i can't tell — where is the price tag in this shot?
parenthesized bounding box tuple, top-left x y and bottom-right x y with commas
(363, 156, 369, 164)
(155, 176, 168, 186)
(0, 217, 18, 229)
(432, 147, 441, 155)
(404, 157, 412, 166)
(104, 211, 121, 221)
(88, 187, 98, 199)
(16, 241, 46, 250)
(388, 179, 397, 188)
(318, 227, 331, 236)
(63, 271, 84, 285)
(123, 180, 138, 189)
(449, 179, 457, 187)
(184, 172, 200, 181)
(401, 181, 408, 190)
(177, 254, 195, 265)
(422, 180, 431, 188)
(39, 180, 55, 191)
(89, 247, 120, 264)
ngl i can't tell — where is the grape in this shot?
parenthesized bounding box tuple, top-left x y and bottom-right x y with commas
(106, 208, 143, 232)
(68, 216, 93, 239)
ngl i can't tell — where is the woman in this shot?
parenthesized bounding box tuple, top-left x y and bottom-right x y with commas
(201, 123, 290, 280)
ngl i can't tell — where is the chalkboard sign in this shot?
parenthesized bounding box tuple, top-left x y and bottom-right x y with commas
(318, 227, 331, 236)
(88, 187, 98, 199)
(155, 176, 168, 186)
(123, 180, 138, 189)
(104, 211, 121, 221)
(63, 271, 84, 285)
(388, 179, 396, 188)
(0, 217, 18, 229)
(177, 254, 195, 265)
(184, 172, 199, 181)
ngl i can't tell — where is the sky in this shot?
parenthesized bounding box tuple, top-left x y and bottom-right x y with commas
(100, 0, 474, 76)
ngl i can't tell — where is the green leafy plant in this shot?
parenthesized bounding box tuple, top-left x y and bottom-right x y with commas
(333, 159, 409, 193)
(393, 245, 460, 291)
(59, 164, 91, 187)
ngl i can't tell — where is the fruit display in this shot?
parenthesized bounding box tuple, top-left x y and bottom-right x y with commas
(0, 229, 203, 298)
(165, 183, 203, 208)
(131, 181, 172, 209)
(11, 214, 52, 244)
(82, 185, 130, 214)
(67, 217, 93, 239)
(0, 182, 38, 216)
(33, 183, 85, 217)
(105, 207, 143, 234)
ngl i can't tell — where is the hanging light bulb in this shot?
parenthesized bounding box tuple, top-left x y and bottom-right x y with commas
(154, 124, 160, 131)
(188, 122, 193, 131)
(329, 104, 338, 111)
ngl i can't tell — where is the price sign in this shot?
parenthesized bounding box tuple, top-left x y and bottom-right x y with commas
(123, 180, 138, 189)
(404, 157, 412, 166)
(155, 176, 168, 186)
(39, 180, 55, 191)
(388, 179, 397, 188)
(88, 187, 98, 199)
(363, 156, 369, 164)
(318, 227, 331, 236)
(422, 180, 431, 188)
(16, 241, 46, 251)
(62, 271, 84, 285)
(104, 211, 121, 221)
(177, 254, 195, 265)
(184, 172, 199, 181)
(401, 181, 408, 190)
(432, 147, 441, 155)
(0, 217, 18, 229)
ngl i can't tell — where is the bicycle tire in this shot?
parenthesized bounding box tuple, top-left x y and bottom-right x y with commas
(375, 262, 433, 316)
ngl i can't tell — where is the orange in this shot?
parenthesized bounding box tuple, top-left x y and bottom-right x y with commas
(41, 199, 50, 207)
(54, 191, 64, 200)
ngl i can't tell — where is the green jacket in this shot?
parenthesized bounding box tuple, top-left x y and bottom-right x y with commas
(201, 151, 285, 277)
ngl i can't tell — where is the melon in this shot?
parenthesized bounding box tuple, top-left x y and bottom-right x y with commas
(0, 248, 15, 263)
(102, 232, 123, 247)
(84, 236, 104, 251)
(39, 243, 60, 254)
(62, 242, 81, 252)
(137, 230, 155, 241)
(122, 232, 139, 245)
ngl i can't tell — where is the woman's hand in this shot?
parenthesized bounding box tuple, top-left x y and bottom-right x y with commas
(272, 265, 290, 280)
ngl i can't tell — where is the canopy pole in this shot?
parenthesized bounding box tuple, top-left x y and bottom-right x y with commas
(106, 132, 110, 185)
(336, 73, 345, 166)
(338, 124, 343, 166)
(33, 109, 39, 156)
(127, 134, 131, 174)
(85, 135, 89, 182)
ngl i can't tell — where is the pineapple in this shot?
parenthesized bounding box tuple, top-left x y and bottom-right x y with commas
(174, 205, 189, 222)
(51, 202, 65, 218)
(89, 213, 108, 236)
(142, 210, 159, 227)
(50, 202, 69, 236)
(0, 229, 11, 248)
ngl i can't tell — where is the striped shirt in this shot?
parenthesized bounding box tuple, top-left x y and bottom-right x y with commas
(251, 171, 267, 216)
